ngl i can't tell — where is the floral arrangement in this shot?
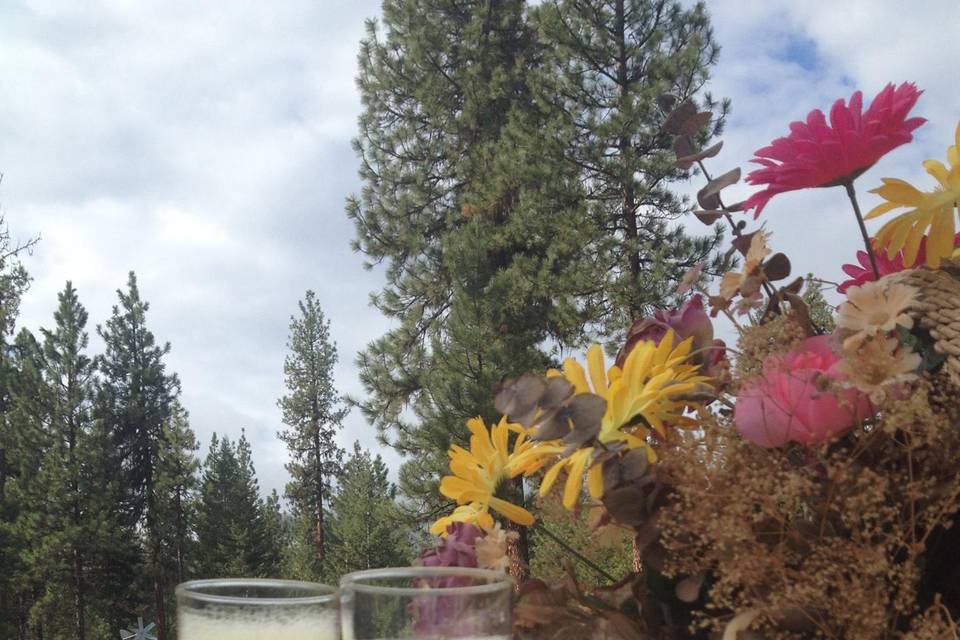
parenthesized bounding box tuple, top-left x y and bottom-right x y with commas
(419, 82, 960, 639)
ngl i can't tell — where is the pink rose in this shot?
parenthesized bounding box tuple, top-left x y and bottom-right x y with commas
(734, 335, 874, 447)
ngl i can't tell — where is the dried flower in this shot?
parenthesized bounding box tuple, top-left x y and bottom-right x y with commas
(744, 82, 925, 217)
(618, 294, 727, 376)
(734, 335, 874, 447)
(836, 335, 921, 403)
(866, 122, 960, 268)
(475, 523, 515, 573)
(676, 262, 703, 295)
(719, 231, 770, 303)
(837, 280, 916, 350)
(419, 522, 481, 569)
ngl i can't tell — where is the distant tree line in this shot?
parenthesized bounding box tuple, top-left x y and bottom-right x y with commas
(0, 232, 410, 640)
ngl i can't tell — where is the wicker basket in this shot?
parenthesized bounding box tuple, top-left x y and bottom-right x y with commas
(889, 260, 960, 384)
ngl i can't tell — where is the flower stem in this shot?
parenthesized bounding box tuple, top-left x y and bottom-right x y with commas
(843, 180, 880, 280)
(533, 520, 617, 583)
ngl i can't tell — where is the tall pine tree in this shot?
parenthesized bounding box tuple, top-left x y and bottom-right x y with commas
(96, 271, 180, 640)
(31, 282, 99, 640)
(533, 0, 727, 339)
(278, 290, 346, 576)
(0, 218, 37, 638)
(324, 443, 411, 580)
(348, 0, 595, 535)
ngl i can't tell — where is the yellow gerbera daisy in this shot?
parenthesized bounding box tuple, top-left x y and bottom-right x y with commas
(430, 416, 546, 535)
(865, 122, 960, 268)
(529, 331, 710, 509)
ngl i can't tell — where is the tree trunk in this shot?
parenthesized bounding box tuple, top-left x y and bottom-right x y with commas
(174, 483, 185, 584)
(73, 548, 86, 640)
(313, 427, 325, 566)
(507, 521, 530, 586)
(68, 412, 86, 640)
(506, 478, 530, 584)
(615, 0, 641, 317)
(0, 447, 6, 503)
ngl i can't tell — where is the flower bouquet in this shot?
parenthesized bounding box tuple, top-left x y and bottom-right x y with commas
(420, 82, 960, 639)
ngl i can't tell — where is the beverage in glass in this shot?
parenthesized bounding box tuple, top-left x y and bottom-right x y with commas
(340, 567, 511, 640)
(176, 578, 338, 640)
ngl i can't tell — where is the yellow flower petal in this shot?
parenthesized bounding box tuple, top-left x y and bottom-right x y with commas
(587, 461, 604, 498)
(586, 344, 608, 395)
(489, 497, 535, 526)
(563, 449, 590, 510)
(563, 358, 590, 395)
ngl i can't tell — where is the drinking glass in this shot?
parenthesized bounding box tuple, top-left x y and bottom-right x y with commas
(340, 567, 512, 639)
(176, 578, 339, 640)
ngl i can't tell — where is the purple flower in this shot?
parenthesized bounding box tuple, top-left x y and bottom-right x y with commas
(414, 523, 484, 635)
(617, 295, 727, 377)
(418, 522, 481, 571)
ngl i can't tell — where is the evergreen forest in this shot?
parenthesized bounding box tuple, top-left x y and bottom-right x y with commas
(0, 1, 726, 637)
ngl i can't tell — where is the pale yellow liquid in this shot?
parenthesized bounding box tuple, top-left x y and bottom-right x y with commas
(178, 610, 339, 640)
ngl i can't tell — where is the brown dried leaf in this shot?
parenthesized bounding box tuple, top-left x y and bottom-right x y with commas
(679, 111, 712, 136)
(540, 376, 574, 412)
(677, 140, 724, 169)
(531, 413, 571, 441)
(784, 292, 816, 337)
(697, 183, 721, 210)
(763, 253, 791, 281)
(701, 167, 741, 198)
(725, 199, 746, 212)
(564, 395, 606, 438)
(673, 135, 695, 159)
(619, 448, 649, 482)
(732, 230, 758, 257)
(693, 209, 723, 225)
(783, 276, 804, 294)
(675, 572, 705, 603)
(662, 100, 697, 134)
(601, 484, 646, 527)
(495, 373, 546, 426)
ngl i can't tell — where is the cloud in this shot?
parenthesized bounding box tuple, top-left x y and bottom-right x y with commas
(1, 0, 956, 500)
(0, 0, 390, 499)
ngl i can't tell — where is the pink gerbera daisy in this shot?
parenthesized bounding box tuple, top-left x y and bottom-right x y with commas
(838, 233, 960, 293)
(744, 82, 925, 218)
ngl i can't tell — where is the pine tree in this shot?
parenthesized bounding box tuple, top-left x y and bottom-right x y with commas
(155, 403, 200, 586)
(196, 431, 280, 578)
(29, 282, 99, 640)
(278, 290, 346, 575)
(0, 220, 36, 638)
(96, 271, 180, 640)
(348, 0, 595, 535)
(533, 0, 727, 341)
(4, 328, 51, 640)
(324, 443, 411, 580)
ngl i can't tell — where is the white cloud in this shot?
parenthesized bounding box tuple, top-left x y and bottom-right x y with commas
(1, 0, 956, 499)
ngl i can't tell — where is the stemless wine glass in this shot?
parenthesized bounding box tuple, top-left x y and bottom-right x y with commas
(340, 567, 512, 640)
(176, 579, 339, 640)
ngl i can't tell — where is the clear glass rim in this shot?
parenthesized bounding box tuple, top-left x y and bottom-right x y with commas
(176, 578, 337, 606)
(339, 566, 512, 597)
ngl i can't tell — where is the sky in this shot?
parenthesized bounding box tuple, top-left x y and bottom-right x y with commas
(0, 0, 957, 499)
